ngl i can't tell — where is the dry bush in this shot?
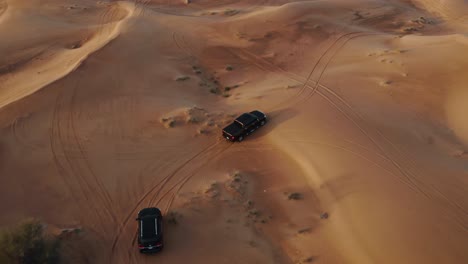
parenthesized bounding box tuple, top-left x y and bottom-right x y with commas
(287, 192, 303, 200)
(166, 211, 182, 225)
(0, 218, 60, 264)
(175, 76, 190, 81)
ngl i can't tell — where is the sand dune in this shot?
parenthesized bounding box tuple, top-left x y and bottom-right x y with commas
(415, 0, 468, 19)
(446, 76, 468, 146)
(0, 1, 7, 17)
(0, 0, 467, 264)
(0, 1, 134, 109)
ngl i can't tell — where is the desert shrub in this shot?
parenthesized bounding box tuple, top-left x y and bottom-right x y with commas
(287, 192, 302, 200)
(175, 76, 190, 81)
(166, 211, 180, 225)
(224, 9, 239, 16)
(0, 218, 60, 264)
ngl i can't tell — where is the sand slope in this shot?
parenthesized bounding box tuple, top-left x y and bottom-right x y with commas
(0, 0, 467, 263)
(0, 1, 134, 109)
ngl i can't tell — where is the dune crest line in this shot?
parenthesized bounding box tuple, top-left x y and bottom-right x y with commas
(0, 1, 135, 110)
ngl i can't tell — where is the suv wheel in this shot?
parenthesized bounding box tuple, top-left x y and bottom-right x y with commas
(238, 136, 244, 142)
(260, 120, 266, 126)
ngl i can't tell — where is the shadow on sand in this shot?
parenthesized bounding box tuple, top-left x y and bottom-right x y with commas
(249, 107, 299, 140)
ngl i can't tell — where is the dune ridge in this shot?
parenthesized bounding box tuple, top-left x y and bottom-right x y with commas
(0, 1, 467, 264)
(0, 1, 135, 109)
(413, 0, 468, 25)
(0, 0, 8, 22)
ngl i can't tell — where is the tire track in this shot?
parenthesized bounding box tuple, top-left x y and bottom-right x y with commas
(11, 116, 42, 150)
(152, 0, 465, 231)
(126, 142, 233, 262)
(64, 78, 117, 223)
(309, 79, 432, 195)
(132, 1, 466, 248)
(50, 91, 91, 214)
(172, 31, 192, 58)
(49, 115, 107, 241)
(104, 4, 213, 261)
(226, 32, 431, 197)
(205, 28, 424, 194)
(172, 31, 183, 50)
(135, 0, 149, 17)
(49, 73, 111, 234)
(239, 32, 380, 111)
(232, 33, 467, 229)
(316, 86, 468, 228)
(309, 94, 466, 228)
(131, 150, 181, 194)
(111, 142, 230, 262)
(109, 140, 229, 260)
(158, 143, 233, 214)
(139, 0, 200, 18)
(293, 32, 366, 106)
(69, 74, 116, 219)
(225, 31, 370, 113)
(110, 149, 180, 262)
(144, 141, 227, 206)
(96, 2, 120, 37)
(298, 32, 380, 105)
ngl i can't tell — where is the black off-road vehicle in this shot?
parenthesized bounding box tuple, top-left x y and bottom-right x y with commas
(136, 207, 163, 253)
(222, 110, 267, 142)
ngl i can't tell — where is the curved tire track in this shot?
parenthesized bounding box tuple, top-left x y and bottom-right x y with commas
(49, 71, 113, 234)
(109, 140, 231, 262)
(230, 32, 467, 229)
(158, 143, 233, 214)
(69, 74, 116, 219)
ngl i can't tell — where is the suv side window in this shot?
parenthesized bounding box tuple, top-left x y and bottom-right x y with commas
(246, 120, 256, 129)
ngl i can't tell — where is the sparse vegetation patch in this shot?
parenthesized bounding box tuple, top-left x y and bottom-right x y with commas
(224, 9, 239, 16)
(287, 192, 303, 200)
(166, 211, 182, 225)
(175, 75, 190, 81)
(298, 227, 312, 234)
(0, 218, 61, 264)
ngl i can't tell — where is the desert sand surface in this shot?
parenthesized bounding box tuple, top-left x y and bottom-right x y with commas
(0, 0, 467, 263)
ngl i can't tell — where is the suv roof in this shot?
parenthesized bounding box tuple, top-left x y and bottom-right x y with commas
(141, 216, 159, 239)
(235, 113, 257, 126)
(138, 208, 161, 240)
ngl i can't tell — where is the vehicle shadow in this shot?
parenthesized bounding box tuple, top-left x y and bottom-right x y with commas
(250, 107, 299, 139)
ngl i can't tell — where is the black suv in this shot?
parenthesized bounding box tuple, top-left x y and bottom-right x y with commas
(222, 110, 267, 142)
(136, 207, 163, 253)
